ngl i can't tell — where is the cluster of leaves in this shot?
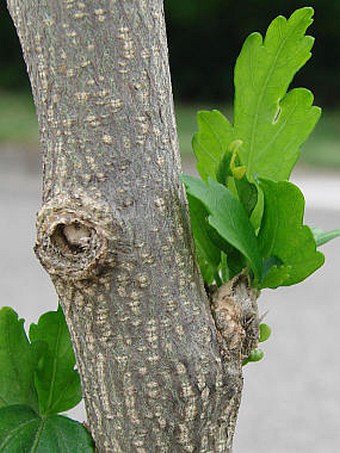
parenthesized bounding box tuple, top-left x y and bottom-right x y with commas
(0, 305, 94, 452)
(182, 7, 340, 292)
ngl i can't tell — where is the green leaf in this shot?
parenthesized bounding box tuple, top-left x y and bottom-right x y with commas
(234, 176, 258, 217)
(312, 227, 340, 247)
(223, 247, 246, 282)
(258, 179, 324, 287)
(259, 323, 272, 343)
(260, 256, 291, 288)
(0, 405, 94, 452)
(193, 9, 320, 184)
(29, 305, 82, 416)
(187, 194, 221, 284)
(0, 308, 38, 411)
(181, 175, 262, 281)
(242, 349, 264, 366)
(188, 9, 328, 290)
(260, 264, 292, 289)
(193, 110, 234, 181)
(216, 149, 233, 186)
(196, 251, 216, 285)
(234, 7, 320, 181)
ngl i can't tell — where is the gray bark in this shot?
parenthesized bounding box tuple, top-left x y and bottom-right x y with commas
(7, 1, 259, 451)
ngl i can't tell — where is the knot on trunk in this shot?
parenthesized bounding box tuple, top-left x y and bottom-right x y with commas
(35, 191, 120, 281)
(210, 273, 260, 360)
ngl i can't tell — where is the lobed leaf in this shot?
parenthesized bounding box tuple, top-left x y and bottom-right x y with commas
(29, 305, 82, 416)
(0, 405, 94, 452)
(0, 308, 38, 411)
(193, 8, 320, 183)
(258, 179, 324, 287)
(234, 7, 320, 181)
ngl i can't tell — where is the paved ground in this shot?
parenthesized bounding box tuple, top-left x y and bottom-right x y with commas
(1, 148, 340, 452)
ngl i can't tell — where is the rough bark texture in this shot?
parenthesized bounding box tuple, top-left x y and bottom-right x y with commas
(7, 1, 259, 451)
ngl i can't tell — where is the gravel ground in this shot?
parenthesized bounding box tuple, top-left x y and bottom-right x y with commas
(1, 148, 340, 452)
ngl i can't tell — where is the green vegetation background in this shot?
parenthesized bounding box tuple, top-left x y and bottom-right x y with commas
(1, 1, 340, 168)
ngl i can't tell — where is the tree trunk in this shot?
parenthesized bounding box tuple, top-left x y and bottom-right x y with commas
(7, 1, 259, 451)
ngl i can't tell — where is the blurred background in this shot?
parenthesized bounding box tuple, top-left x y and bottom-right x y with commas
(1, 1, 340, 452)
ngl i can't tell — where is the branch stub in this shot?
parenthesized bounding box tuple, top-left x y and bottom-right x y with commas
(35, 192, 118, 281)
